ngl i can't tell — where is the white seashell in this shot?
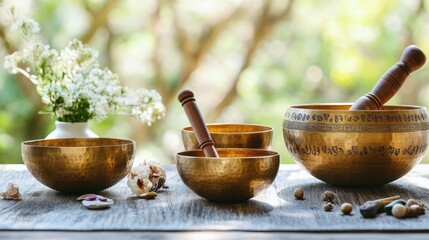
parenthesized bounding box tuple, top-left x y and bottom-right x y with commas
(82, 198, 114, 209)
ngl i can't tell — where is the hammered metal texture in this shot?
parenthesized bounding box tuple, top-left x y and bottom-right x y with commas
(22, 138, 135, 193)
(176, 148, 279, 203)
(182, 124, 273, 150)
(283, 104, 429, 186)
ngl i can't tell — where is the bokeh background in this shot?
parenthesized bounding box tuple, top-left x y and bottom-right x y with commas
(1, 0, 429, 164)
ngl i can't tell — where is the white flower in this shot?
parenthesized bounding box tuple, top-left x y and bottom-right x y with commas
(3, 52, 20, 74)
(127, 160, 167, 195)
(122, 88, 166, 126)
(11, 18, 40, 39)
(127, 177, 153, 196)
(4, 16, 166, 124)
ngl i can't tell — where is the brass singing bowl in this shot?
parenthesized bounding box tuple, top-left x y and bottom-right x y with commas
(176, 148, 280, 203)
(182, 124, 273, 150)
(22, 138, 135, 193)
(283, 104, 429, 186)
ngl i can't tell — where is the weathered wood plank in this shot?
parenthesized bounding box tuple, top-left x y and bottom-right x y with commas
(0, 164, 428, 232)
(2, 231, 429, 240)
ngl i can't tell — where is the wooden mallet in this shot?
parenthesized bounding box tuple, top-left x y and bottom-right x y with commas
(350, 45, 426, 110)
(178, 89, 219, 158)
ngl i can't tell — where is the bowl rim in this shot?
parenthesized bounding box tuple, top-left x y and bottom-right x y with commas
(176, 148, 279, 159)
(182, 123, 273, 134)
(21, 137, 135, 148)
(287, 103, 426, 111)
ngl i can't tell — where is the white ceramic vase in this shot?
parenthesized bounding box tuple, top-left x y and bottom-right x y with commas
(45, 121, 98, 139)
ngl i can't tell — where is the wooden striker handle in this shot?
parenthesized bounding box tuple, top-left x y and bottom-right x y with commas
(178, 89, 219, 158)
(349, 45, 426, 110)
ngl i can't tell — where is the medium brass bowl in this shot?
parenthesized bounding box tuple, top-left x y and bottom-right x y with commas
(181, 124, 273, 150)
(176, 148, 279, 203)
(22, 138, 135, 193)
(283, 104, 429, 186)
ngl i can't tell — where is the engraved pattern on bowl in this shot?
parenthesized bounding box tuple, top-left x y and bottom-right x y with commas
(283, 104, 429, 186)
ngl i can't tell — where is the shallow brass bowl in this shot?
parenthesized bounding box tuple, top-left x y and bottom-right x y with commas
(181, 124, 273, 150)
(283, 104, 429, 186)
(176, 148, 279, 203)
(22, 138, 135, 193)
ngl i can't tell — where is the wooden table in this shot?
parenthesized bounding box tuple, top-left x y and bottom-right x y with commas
(1, 164, 429, 240)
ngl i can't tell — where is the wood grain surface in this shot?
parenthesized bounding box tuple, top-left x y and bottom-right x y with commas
(0, 164, 429, 233)
(2, 231, 429, 240)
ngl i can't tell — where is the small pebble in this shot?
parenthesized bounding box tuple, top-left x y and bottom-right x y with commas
(97, 196, 108, 202)
(321, 191, 336, 203)
(323, 202, 334, 212)
(84, 195, 97, 201)
(384, 199, 406, 215)
(293, 188, 304, 200)
(392, 204, 407, 218)
(360, 195, 401, 218)
(341, 203, 353, 215)
(359, 201, 383, 218)
(77, 194, 96, 201)
(82, 198, 114, 210)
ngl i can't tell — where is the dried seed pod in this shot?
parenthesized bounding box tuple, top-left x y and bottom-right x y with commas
(323, 202, 334, 212)
(139, 192, 157, 199)
(341, 203, 353, 215)
(1, 183, 21, 200)
(293, 188, 304, 200)
(406, 199, 417, 207)
(155, 177, 166, 191)
(410, 205, 425, 215)
(392, 204, 419, 218)
(321, 191, 336, 202)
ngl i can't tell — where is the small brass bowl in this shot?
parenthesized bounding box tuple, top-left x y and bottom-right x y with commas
(181, 124, 273, 150)
(176, 148, 279, 203)
(22, 138, 135, 193)
(283, 104, 429, 186)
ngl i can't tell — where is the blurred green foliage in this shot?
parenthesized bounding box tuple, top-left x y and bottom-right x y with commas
(1, 0, 429, 164)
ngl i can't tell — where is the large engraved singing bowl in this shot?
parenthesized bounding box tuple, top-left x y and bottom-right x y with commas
(176, 148, 279, 203)
(182, 124, 273, 150)
(283, 104, 429, 186)
(22, 138, 135, 193)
